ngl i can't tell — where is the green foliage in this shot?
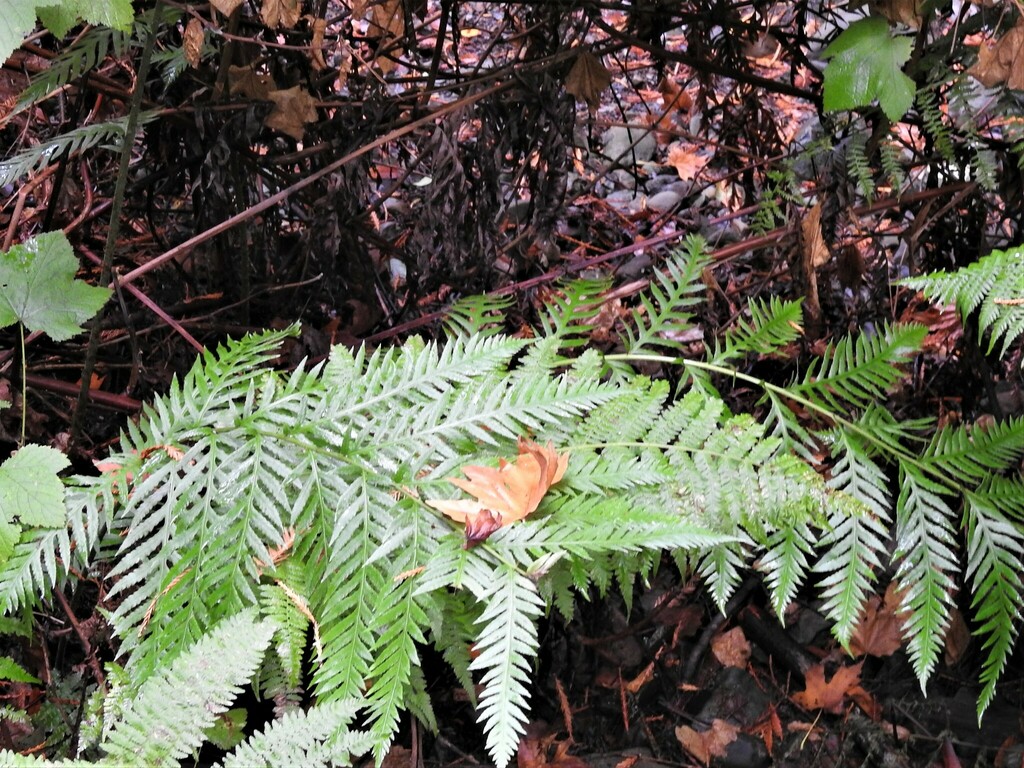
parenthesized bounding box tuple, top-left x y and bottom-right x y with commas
(822, 17, 915, 122)
(0, 111, 160, 189)
(0, 445, 70, 563)
(0, 0, 133, 79)
(0, 232, 110, 342)
(899, 246, 1024, 356)
(7, 234, 1024, 761)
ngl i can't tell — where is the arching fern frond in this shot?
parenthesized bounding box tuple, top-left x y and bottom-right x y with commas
(709, 296, 803, 366)
(899, 246, 1024, 356)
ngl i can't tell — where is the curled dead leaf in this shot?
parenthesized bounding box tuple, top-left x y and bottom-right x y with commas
(261, 0, 301, 29)
(183, 18, 204, 69)
(427, 439, 569, 546)
(969, 21, 1024, 90)
(265, 86, 318, 141)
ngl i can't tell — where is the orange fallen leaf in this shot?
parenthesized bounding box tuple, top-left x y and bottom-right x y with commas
(791, 662, 868, 714)
(849, 582, 905, 658)
(675, 719, 739, 765)
(427, 439, 569, 546)
(711, 626, 752, 668)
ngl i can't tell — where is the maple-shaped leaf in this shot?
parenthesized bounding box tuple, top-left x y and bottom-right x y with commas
(675, 718, 740, 765)
(0, 231, 110, 342)
(849, 582, 904, 658)
(427, 439, 569, 545)
(0, 445, 70, 563)
(791, 662, 868, 714)
(564, 50, 611, 111)
(821, 17, 915, 122)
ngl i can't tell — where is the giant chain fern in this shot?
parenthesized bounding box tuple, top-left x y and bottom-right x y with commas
(3, 235, 1024, 763)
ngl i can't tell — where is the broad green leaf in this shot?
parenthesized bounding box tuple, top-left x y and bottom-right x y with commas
(0, 655, 39, 684)
(0, 0, 133, 65)
(0, 231, 110, 341)
(0, 518, 18, 563)
(0, 444, 70, 527)
(0, 0, 38, 66)
(36, 0, 133, 38)
(822, 17, 915, 122)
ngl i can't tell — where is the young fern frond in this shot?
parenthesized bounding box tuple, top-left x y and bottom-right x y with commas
(708, 296, 803, 366)
(917, 85, 956, 165)
(445, 293, 513, 337)
(621, 235, 710, 356)
(899, 246, 1024, 356)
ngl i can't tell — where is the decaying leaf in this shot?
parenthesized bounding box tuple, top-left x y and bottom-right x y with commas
(261, 0, 301, 28)
(849, 582, 904, 658)
(309, 16, 328, 71)
(427, 439, 569, 545)
(265, 86, 318, 140)
(228, 65, 275, 100)
(564, 50, 611, 111)
(368, 0, 404, 73)
(675, 719, 739, 766)
(711, 626, 752, 668)
(666, 142, 707, 180)
(800, 202, 830, 269)
(969, 20, 1024, 90)
(791, 662, 866, 714)
(872, 0, 921, 29)
(944, 607, 970, 666)
(210, 0, 243, 16)
(183, 18, 204, 69)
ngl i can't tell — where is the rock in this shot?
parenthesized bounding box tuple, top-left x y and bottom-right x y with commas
(646, 189, 683, 213)
(601, 125, 657, 171)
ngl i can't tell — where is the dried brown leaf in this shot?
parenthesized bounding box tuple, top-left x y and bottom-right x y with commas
(183, 18, 204, 69)
(265, 85, 318, 140)
(800, 202, 830, 269)
(427, 439, 569, 545)
(969, 21, 1024, 89)
(849, 583, 905, 658)
(210, 0, 243, 16)
(675, 719, 739, 766)
(261, 0, 301, 29)
(368, 0, 404, 72)
(711, 626, 752, 668)
(791, 662, 865, 713)
(564, 51, 611, 111)
(228, 65, 274, 99)
(872, 0, 921, 28)
(944, 607, 970, 666)
(309, 17, 328, 71)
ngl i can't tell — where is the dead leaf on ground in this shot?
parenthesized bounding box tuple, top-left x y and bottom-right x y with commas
(791, 662, 870, 714)
(427, 439, 569, 546)
(675, 719, 739, 766)
(666, 143, 707, 180)
(849, 582, 905, 658)
(564, 51, 611, 111)
(969, 20, 1024, 90)
(752, 705, 783, 753)
(261, 0, 301, 28)
(265, 86, 318, 141)
(183, 18, 204, 68)
(518, 725, 589, 768)
(711, 626, 752, 668)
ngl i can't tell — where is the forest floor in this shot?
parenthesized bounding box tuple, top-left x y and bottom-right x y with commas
(2, 1, 1024, 766)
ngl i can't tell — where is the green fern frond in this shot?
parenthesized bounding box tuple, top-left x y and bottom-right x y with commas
(536, 278, 613, 347)
(894, 467, 958, 684)
(217, 700, 373, 768)
(445, 293, 513, 337)
(759, 521, 815, 618)
(469, 566, 545, 768)
(0, 111, 161, 188)
(845, 131, 875, 202)
(791, 323, 927, 412)
(103, 609, 274, 766)
(899, 246, 1024, 356)
(963, 490, 1024, 716)
(698, 542, 749, 612)
(917, 86, 956, 165)
(9, 26, 130, 118)
(879, 137, 907, 192)
(621, 235, 710, 356)
(917, 417, 1024, 485)
(709, 296, 803, 366)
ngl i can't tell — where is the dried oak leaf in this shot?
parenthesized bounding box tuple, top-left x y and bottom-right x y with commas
(265, 86, 318, 141)
(427, 439, 569, 546)
(564, 50, 611, 111)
